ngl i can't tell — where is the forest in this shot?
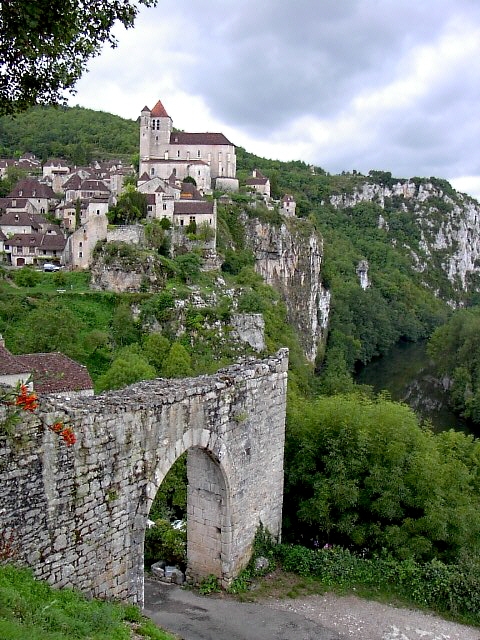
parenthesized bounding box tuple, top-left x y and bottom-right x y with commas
(1, 105, 480, 623)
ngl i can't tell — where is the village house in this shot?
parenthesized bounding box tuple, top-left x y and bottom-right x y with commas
(245, 169, 270, 198)
(4, 229, 67, 267)
(9, 178, 58, 215)
(0, 336, 93, 397)
(139, 100, 239, 193)
(282, 194, 296, 217)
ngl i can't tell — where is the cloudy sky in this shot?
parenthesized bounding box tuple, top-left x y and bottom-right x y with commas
(70, 0, 480, 198)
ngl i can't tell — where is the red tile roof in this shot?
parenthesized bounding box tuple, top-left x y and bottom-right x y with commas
(0, 345, 30, 375)
(151, 100, 170, 118)
(0, 345, 93, 393)
(16, 353, 93, 393)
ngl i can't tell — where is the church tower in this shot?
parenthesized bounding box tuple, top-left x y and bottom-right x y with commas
(139, 100, 173, 161)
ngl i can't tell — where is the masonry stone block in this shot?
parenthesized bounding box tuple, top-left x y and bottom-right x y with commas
(0, 349, 288, 606)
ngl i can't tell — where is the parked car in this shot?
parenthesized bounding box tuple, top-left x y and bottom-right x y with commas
(43, 263, 61, 272)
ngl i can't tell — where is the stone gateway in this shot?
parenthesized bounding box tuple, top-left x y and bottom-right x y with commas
(0, 350, 288, 606)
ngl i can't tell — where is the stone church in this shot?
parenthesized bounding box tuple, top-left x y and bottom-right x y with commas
(139, 100, 239, 193)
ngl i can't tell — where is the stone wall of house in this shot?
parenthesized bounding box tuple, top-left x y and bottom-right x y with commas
(106, 224, 145, 245)
(0, 350, 288, 606)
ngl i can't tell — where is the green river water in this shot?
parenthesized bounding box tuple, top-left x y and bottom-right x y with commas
(355, 340, 478, 437)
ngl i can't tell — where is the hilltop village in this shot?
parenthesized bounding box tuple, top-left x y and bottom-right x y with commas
(0, 99, 296, 271)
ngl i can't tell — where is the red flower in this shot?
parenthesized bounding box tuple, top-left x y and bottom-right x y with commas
(60, 427, 76, 447)
(50, 421, 64, 433)
(15, 385, 38, 412)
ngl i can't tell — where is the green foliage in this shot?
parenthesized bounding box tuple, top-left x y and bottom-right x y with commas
(275, 544, 480, 625)
(173, 252, 201, 283)
(198, 575, 221, 595)
(162, 342, 193, 378)
(0, 564, 174, 639)
(149, 454, 187, 522)
(284, 392, 480, 563)
(428, 306, 480, 422)
(0, 106, 138, 162)
(144, 519, 186, 569)
(108, 185, 147, 225)
(142, 333, 171, 374)
(95, 348, 156, 393)
(0, 1, 157, 116)
(221, 249, 255, 275)
(144, 220, 171, 256)
(111, 303, 139, 347)
(13, 268, 42, 288)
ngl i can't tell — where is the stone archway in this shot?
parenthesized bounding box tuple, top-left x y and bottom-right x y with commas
(0, 350, 288, 606)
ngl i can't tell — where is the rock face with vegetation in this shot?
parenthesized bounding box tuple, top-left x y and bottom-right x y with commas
(90, 241, 167, 293)
(328, 174, 480, 303)
(242, 216, 330, 362)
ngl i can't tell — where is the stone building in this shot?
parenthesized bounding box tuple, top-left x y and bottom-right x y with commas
(139, 100, 239, 192)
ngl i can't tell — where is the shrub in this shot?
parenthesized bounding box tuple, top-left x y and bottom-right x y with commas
(13, 267, 41, 288)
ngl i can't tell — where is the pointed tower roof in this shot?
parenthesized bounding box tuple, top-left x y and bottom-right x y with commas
(141, 105, 151, 113)
(151, 99, 170, 118)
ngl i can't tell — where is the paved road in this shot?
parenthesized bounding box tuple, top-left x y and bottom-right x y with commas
(144, 577, 341, 640)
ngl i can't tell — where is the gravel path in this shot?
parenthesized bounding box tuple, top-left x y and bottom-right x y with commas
(267, 592, 480, 640)
(144, 577, 480, 640)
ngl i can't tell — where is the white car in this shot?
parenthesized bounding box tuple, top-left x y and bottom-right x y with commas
(43, 263, 61, 272)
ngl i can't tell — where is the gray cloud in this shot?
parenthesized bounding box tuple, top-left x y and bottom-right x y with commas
(72, 0, 480, 187)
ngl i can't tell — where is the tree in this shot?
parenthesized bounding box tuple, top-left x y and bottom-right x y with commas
(107, 185, 147, 224)
(284, 392, 480, 562)
(96, 351, 156, 392)
(162, 342, 193, 378)
(0, 0, 157, 115)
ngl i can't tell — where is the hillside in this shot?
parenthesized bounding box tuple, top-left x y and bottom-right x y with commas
(0, 105, 139, 164)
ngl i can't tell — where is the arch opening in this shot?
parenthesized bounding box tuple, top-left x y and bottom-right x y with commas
(144, 444, 231, 587)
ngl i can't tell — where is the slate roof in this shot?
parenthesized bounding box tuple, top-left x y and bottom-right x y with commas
(174, 201, 214, 215)
(63, 174, 82, 189)
(10, 179, 56, 199)
(170, 132, 233, 146)
(0, 211, 41, 229)
(7, 232, 66, 251)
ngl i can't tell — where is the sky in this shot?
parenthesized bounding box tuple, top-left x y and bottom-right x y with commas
(70, 0, 480, 199)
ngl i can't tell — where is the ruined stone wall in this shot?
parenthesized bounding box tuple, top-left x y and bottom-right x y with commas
(0, 350, 288, 605)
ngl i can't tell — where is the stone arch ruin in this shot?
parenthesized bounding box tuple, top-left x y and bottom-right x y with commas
(0, 350, 288, 606)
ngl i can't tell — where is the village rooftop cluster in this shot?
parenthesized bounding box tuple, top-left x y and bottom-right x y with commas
(0, 100, 296, 270)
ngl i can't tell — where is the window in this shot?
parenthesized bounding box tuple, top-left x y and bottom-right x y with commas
(197, 150, 201, 158)
(29, 247, 35, 254)
(177, 150, 180, 158)
(79, 251, 83, 258)
(189, 216, 195, 223)
(79, 241, 83, 247)
(151, 167, 155, 175)
(180, 219, 184, 226)
(163, 203, 167, 210)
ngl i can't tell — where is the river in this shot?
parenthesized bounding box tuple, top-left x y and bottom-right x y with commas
(355, 340, 479, 437)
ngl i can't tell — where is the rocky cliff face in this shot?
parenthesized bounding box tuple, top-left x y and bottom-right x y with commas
(242, 215, 330, 362)
(328, 179, 480, 301)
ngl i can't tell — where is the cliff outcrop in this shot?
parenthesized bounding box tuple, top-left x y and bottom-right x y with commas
(327, 178, 480, 301)
(242, 216, 330, 362)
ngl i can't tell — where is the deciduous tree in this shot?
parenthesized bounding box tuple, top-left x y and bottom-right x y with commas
(0, 0, 157, 115)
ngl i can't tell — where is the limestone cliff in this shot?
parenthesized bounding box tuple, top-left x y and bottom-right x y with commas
(327, 178, 480, 302)
(242, 215, 330, 362)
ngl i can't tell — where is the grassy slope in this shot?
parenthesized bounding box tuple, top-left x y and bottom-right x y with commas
(0, 565, 176, 640)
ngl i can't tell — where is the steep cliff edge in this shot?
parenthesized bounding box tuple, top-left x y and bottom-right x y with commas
(327, 177, 480, 302)
(242, 215, 330, 362)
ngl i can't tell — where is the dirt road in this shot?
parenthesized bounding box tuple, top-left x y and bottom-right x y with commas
(144, 577, 480, 640)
